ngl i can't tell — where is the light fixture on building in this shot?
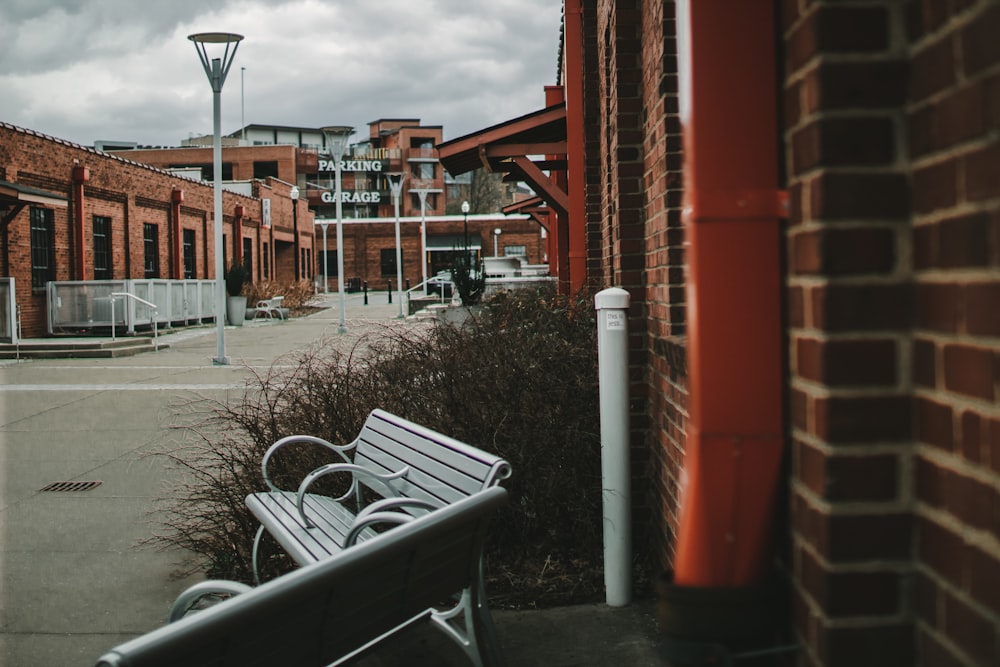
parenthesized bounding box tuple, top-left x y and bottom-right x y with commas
(493, 227, 502, 257)
(188, 31, 244, 365)
(320, 125, 354, 333)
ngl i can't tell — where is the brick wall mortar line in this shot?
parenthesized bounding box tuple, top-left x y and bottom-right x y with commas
(791, 478, 913, 516)
(915, 384, 1000, 415)
(917, 444, 1000, 500)
(916, 558, 1000, 617)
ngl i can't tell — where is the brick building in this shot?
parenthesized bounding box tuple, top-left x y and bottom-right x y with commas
(0, 122, 313, 339)
(441, 1, 1000, 664)
(116, 120, 547, 291)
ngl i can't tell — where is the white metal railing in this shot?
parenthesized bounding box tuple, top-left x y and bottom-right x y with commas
(47, 279, 217, 335)
(404, 276, 454, 314)
(403, 273, 558, 315)
(110, 292, 160, 350)
(0, 277, 17, 344)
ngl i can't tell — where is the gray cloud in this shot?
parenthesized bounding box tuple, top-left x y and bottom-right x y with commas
(0, 0, 561, 147)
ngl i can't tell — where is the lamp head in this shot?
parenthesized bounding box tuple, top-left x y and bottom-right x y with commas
(321, 125, 355, 161)
(188, 32, 244, 44)
(461, 201, 470, 214)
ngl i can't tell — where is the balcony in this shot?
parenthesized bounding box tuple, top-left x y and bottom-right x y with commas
(296, 148, 319, 173)
(406, 147, 438, 162)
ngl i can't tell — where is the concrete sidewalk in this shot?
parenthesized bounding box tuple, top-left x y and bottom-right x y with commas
(0, 292, 669, 667)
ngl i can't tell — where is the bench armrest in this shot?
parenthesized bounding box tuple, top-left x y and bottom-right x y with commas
(261, 434, 356, 493)
(296, 463, 409, 527)
(343, 511, 416, 547)
(344, 497, 441, 546)
(167, 580, 253, 623)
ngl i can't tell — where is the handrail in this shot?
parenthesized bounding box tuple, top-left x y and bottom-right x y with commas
(110, 292, 160, 350)
(403, 277, 452, 312)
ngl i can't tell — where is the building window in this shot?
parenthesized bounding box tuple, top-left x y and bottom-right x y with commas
(253, 161, 279, 179)
(242, 237, 253, 280)
(262, 242, 269, 279)
(30, 207, 55, 289)
(504, 245, 527, 257)
(411, 162, 435, 180)
(143, 223, 160, 278)
(93, 215, 112, 279)
(380, 248, 402, 277)
(319, 250, 337, 278)
(182, 229, 196, 279)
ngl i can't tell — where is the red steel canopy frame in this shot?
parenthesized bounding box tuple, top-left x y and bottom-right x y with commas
(672, 0, 785, 588)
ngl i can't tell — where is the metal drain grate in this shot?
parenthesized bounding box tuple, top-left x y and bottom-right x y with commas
(39, 480, 103, 492)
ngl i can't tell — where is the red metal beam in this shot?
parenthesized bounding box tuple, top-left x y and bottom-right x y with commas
(563, 0, 587, 294)
(510, 156, 569, 218)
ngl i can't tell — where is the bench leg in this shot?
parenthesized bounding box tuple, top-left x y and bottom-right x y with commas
(429, 584, 505, 667)
(251, 524, 266, 586)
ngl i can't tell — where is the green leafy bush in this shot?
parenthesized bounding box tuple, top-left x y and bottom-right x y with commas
(151, 286, 613, 606)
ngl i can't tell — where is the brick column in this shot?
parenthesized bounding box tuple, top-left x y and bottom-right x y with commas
(784, 2, 914, 663)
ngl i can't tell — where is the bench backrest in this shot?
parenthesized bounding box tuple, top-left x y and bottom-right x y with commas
(95, 486, 508, 667)
(354, 409, 511, 506)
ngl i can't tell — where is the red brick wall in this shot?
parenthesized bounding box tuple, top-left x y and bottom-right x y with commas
(907, 2, 1000, 665)
(0, 124, 310, 338)
(782, 1, 1000, 664)
(638, 0, 687, 568)
(315, 217, 543, 290)
(784, 1, 916, 664)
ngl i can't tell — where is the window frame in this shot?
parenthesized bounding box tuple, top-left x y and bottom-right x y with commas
(92, 215, 112, 280)
(30, 207, 56, 290)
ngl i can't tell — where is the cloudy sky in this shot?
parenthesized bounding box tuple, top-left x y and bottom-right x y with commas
(0, 0, 563, 148)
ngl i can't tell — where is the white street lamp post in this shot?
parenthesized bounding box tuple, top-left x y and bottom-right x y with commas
(494, 227, 502, 257)
(410, 188, 439, 295)
(321, 125, 354, 334)
(387, 173, 406, 318)
(188, 31, 243, 366)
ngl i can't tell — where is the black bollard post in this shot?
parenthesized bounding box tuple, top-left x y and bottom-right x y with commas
(405, 278, 411, 291)
(388, 280, 392, 304)
(363, 281, 368, 306)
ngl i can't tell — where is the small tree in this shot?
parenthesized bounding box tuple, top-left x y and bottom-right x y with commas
(450, 245, 485, 306)
(225, 262, 247, 297)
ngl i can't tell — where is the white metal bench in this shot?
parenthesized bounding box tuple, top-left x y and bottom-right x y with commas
(254, 295, 288, 320)
(245, 409, 512, 582)
(94, 487, 508, 667)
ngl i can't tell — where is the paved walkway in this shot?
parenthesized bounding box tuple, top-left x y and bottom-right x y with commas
(0, 292, 669, 666)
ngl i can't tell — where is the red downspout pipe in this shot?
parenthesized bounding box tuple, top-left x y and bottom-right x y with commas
(563, 0, 587, 294)
(672, 0, 784, 588)
(72, 166, 90, 280)
(234, 204, 245, 266)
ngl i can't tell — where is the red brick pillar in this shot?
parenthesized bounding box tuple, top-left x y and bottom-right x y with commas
(785, 2, 915, 664)
(72, 165, 89, 280)
(171, 189, 184, 280)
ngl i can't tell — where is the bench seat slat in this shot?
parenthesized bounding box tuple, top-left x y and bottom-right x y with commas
(246, 492, 377, 565)
(364, 415, 504, 480)
(356, 438, 491, 497)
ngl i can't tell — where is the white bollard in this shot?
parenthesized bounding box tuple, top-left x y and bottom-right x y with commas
(595, 287, 632, 606)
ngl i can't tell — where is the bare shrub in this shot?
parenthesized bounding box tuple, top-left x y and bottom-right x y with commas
(244, 279, 316, 314)
(151, 286, 608, 606)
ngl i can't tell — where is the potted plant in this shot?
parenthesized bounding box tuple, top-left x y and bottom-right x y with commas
(225, 262, 248, 326)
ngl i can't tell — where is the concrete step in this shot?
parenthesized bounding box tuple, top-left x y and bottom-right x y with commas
(0, 337, 168, 359)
